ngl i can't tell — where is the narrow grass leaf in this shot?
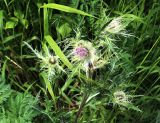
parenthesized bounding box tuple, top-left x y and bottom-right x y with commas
(61, 64, 79, 92)
(61, 92, 73, 106)
(41, 3, 93, 17)
(140, 36, 160, 66)
(40, 72, 56, 108)
(3, 33, 22, 44)
(0, 10, 3, 40)
(43, 4, 49, 36)
(1, 60, 7, 82)
(45, 35, 73, 69)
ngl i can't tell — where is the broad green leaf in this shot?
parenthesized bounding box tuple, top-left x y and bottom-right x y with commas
(14, 10, 28, 29)
(14, 10, 24, 19)
(5, 17, 18, 29)
(57, 23, 72, 38)
(20, 18, 29, 29)
(45, 35, 73, 69)
(41, 3, 93, 17)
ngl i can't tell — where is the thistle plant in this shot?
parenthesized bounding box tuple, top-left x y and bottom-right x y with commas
(24, 42, 64, 80)
(113, 90, 129, 105)
(112, 90, 141, 112)
(101, 16, 134, 37)
(64, 38, 107, 122)
(104, 17, 124, 34)
(66, 38, 107, 77)
(72, 40, 96, 72)
(72, 40, 95, 62)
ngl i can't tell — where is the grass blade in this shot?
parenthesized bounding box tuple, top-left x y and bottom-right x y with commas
(43, 4, 49, 36)
(40, 72, 57, 109)
(0, 10, 3, 40)
(61, 65, 79, 92)
(1, 60, 7, 82)
(140, 36, 160, 66)
(41, 3, 93, 17)
(3, 33, 22, 44)
(45, 35, 73, 69)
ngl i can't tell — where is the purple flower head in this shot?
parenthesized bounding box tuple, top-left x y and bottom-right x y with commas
(73, 46, 89, 59)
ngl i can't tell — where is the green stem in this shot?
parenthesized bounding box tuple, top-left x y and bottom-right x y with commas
(74, 92, 89, 123)
(74, 68, 93, 123)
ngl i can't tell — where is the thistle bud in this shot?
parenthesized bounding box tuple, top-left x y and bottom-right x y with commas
(114, 91, 128, 104)
(49, 56, 56, 64)
(102, 17, 125, 35)
(72, 40, 95, 62)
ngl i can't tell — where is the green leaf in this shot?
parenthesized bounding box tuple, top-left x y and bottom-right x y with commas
(126, 103, 142, 112)
(45, 35, 73, 69)
(14, 10, 28, 29)
(14, 10, 24, 19)
(20, 19, 29, 29)
(0, 10, 4, 40)
(3, 33, 22, 44)
(41, 3, 93, 17)
(6, 93, 39, 122)
(57, 23, 72, 38)
(5, 17, 18, 29)
(1, 60, 7, 82)
(43, 5, 49, 36)
(40, 72, 57, 108)
(61, 65, 79, 92)
(0, 82, 11, 104)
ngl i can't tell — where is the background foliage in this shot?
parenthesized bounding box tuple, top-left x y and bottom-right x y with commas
(0, 0, 160, 123)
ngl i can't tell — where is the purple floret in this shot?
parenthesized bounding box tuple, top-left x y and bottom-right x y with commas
(73, 47, 89, 58)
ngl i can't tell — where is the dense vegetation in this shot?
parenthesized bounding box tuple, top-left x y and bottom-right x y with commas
(0, 0, 160, 123)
